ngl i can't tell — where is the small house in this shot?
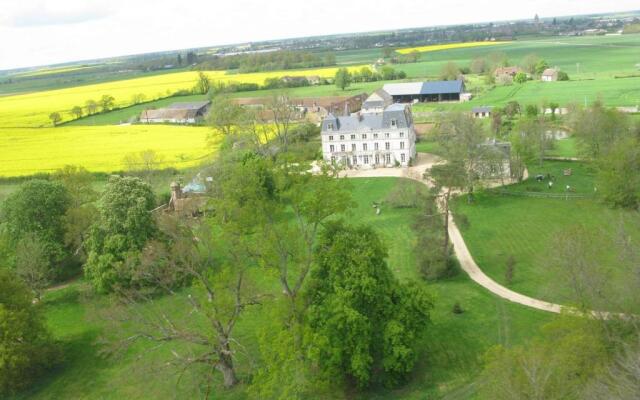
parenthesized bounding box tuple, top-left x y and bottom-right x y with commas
(361, 89, 394, 114)
(306, 75, 322, 85)
(472, 106, 492, 119)
(494, 66, 522, 79)
(541, 68, 559, 82)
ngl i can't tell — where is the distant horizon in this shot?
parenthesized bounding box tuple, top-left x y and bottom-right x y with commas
(1, 0, 639, 71)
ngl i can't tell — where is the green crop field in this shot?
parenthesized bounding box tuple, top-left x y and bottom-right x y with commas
(11, 178, 551, 400)
(453, 161, 640, 308)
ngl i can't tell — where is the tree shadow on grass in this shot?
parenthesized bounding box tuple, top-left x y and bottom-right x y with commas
(12, 329, 111, 400)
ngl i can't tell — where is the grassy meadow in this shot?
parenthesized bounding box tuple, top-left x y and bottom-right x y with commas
(0, 125, 217, 176)
(453, 161, 640, 308)
(13, 178, 552, 400)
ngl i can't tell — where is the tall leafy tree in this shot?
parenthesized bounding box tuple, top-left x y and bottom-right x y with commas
(1, 179, 71, 271)
(53, 165, 98, 260)
(84, 176, 157, 292)
(334, 68, 352, 91)
(0, 269, 61, 395)
(436, 112, 488, 201)
(305, 222, 434, 388)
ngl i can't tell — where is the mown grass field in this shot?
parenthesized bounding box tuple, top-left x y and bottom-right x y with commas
(453, 161, 640, 308)
(12, 178, 552, 400)
(0, 125, 217, 176)
(0, 66, 367, 128)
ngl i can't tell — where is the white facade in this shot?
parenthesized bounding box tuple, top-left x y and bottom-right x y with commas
(320, 104, 416, 169)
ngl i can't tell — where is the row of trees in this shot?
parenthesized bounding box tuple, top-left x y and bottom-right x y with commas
(49, 94, 117, 126)
(334, 66, 407, 90)
(195, 50, 336, 73)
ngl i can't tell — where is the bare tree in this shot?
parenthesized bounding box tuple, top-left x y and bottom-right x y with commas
(100, 216, 263, 391)
(15, 233, 51, 301)
(85, 99, 98, 115)
(266, 92, 296, 153)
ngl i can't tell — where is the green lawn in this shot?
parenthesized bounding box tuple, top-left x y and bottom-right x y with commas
(547, 137, 579, 158)
(14, 177, 552, 400)
(453, 162, 640, 308)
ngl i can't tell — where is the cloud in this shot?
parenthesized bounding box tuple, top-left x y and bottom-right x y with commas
(3, 2, 112, 28)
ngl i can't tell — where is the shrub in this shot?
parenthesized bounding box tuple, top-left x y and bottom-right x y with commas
(0, 269, 62, 395)
(452, 302, 464, 314)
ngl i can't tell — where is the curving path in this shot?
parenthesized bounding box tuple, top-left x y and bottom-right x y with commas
(343, 152, 568, 314)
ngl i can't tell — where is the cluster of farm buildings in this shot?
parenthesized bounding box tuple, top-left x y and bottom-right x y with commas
(139, 78, 514, 171)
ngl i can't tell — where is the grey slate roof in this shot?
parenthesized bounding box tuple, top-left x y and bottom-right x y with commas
(321, 104, 411, 132)
(167, 101, 211, 110)
(362, 89, 394, 109)
(472, 106, 493, 113)
(383, 80, 464, 96)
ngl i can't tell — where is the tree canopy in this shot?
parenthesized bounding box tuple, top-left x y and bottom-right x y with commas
(84, 176, 157, 292)
(305, 221, 434, 387)
(0, 269, 61, 395)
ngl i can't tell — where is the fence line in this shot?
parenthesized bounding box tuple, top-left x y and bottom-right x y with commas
(490, 189, 593, 199)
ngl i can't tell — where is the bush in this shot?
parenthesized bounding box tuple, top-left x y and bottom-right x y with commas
(557, 71, 569, 81)
(452, 302, 464, 314)
(0, 269, 62, 395)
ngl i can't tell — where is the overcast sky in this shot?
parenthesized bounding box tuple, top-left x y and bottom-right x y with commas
(0, 0, 638, 71)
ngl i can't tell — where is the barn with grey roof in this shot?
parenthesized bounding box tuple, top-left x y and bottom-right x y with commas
(382, 80, 466, 102)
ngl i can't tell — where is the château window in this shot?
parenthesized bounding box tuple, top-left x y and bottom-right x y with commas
(341, 144, 345, 152)
(352, 156, 357, 165)
(400, 141, 405, 149)
(363, 143, 368, 151)
(374, 142, 379, 150)
(327, 123, 334, 130)
(350, 134, 356, 140)
(401, 153, 406, 163)
(340, 135, 344, 140)
(400, 132, 404, 138)
(329, 135, 334, 141)
(373, 133, 379, 139)
(363, 155, 369, 164)
(385, 154, 391, 164)
(391, 119, 397, 127)
(330, 145, 335, 152)
(362, 134, 367, 139)
(385, 142, 390, 150)
(385, 133, 390, 138)
(351, 144, 356, 151)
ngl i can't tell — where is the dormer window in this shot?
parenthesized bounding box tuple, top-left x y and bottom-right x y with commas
(391, 119, 397, 127)
(327, 122, 334, 130)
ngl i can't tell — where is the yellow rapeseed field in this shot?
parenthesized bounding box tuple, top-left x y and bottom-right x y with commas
(396, 41, 508, 55)
(0, 125, 219, 176)
(0, 66, 366, 128)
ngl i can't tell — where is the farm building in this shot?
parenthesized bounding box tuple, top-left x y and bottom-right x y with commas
(306, 75, 322, 85)
(494, 66, 522, 78)
(479, 139, 512, 179)
(140, 101, 211, 124)
(541, 68, 559, 82)
(382, 80, 466, 103)
(361, 89, 394, 114)
(472, 106, 493, 118)
(320, 103, 416, 169)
